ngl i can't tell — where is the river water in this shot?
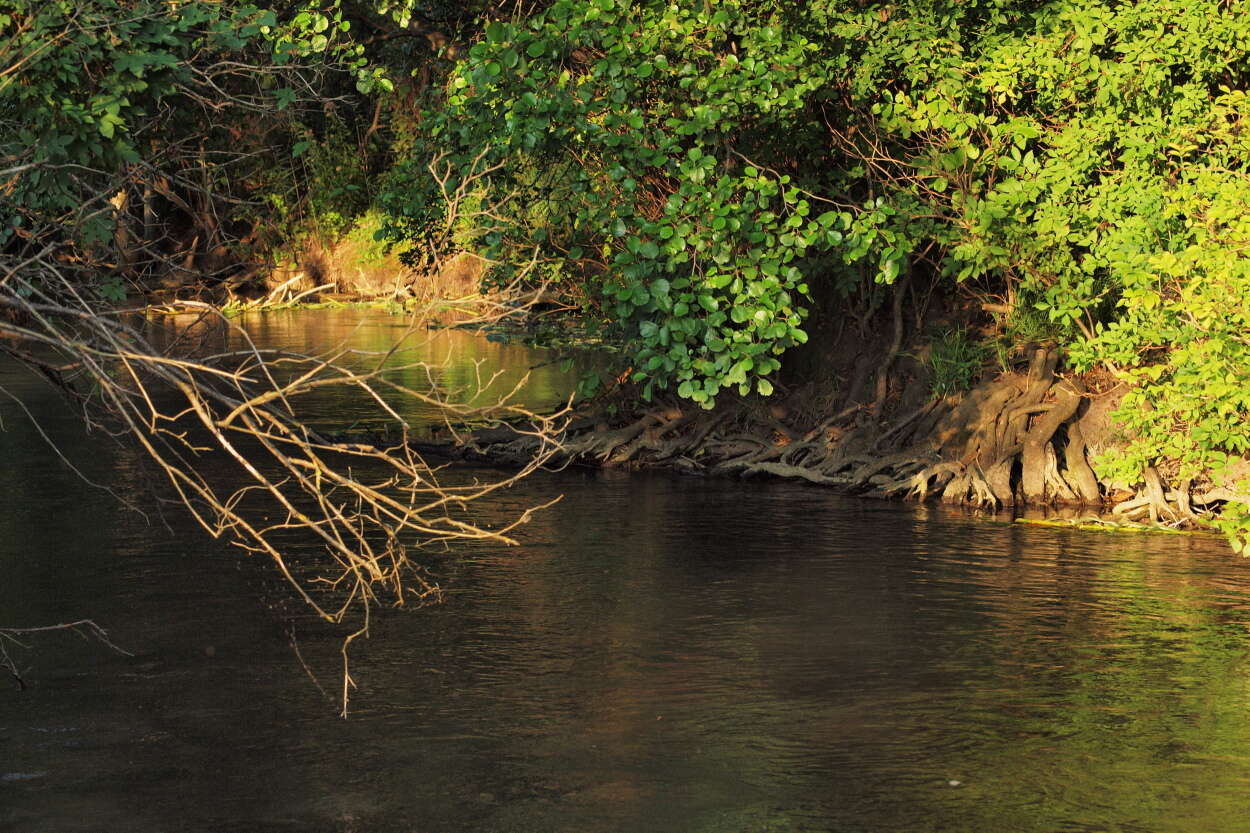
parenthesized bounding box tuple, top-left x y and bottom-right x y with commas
(3, 310, 1250, 832)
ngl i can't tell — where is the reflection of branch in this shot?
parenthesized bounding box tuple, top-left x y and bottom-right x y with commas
(1, 251, 570, 715)
(0, 620, 132, 691)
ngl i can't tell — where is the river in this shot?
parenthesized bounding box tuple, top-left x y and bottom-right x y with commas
(3, 310, 1250, 832)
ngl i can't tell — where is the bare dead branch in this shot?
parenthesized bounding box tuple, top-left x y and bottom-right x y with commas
(1, 249, 570, 715)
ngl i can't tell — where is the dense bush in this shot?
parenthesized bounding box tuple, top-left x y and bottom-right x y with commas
(0, 0, 384, 290)
(379, 0, 858, 402)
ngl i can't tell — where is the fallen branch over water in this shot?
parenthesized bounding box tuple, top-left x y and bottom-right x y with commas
(2, 254, 569, 714)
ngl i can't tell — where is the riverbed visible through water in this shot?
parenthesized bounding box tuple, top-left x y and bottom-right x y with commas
(4, 310, 1250, 833)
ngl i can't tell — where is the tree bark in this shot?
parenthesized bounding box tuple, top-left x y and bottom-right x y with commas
(870, 263, 911, 417)
(1063, 417, 1101, 504)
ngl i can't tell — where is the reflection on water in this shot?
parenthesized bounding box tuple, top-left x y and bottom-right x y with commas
(142, 308, 585, 430)
(3, 312, 1250, 832)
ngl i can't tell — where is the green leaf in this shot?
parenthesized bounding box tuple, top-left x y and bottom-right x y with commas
(99, 278, 127, 302)
(880, 258, 901, 283)
(485, 21, 508, 43)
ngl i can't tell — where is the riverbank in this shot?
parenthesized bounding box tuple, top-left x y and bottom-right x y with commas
(143, 245, 494, 319)
(353, 338, 1250, 544)
(126, 277, 1250, 547)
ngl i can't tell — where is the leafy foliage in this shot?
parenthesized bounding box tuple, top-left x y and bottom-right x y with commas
(380, 0, 875, 404)
(379, 0, 1250, 546)
(1, 0, 372, 270)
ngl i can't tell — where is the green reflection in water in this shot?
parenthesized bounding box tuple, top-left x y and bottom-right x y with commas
(143, 308, 588, 432)
(911, 533, 1250, 833)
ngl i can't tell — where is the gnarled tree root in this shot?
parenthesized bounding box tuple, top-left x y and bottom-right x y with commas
(332, 357, 1243, 540)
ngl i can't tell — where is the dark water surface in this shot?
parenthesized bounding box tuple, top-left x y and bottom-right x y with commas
(3, 311, 1250, 832)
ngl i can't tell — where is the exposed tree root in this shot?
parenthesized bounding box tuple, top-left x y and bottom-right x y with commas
(1105, 471, 1242, 529)
(1063, 405, 1102, 504)
(334, 346, 1245, 541)
(877, 460, 963, 501)
(1020, 380, 1080, 503)
(739, 462, 849, 485)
